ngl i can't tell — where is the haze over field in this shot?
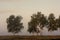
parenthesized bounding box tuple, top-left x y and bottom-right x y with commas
(0, 0, 60, 35)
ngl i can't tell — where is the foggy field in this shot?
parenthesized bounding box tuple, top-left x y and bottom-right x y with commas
(0, 0, 60, 40)
(0, 35, 60, 40)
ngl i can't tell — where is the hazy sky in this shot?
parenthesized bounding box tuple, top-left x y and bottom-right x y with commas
(0, 0, 60, 35)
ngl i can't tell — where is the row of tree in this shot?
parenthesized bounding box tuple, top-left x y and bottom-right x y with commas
(6, 12, 60, 35)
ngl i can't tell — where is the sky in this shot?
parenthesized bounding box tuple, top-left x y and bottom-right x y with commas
(0, 0, 60, 35)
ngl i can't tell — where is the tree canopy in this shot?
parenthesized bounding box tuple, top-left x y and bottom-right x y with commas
(47, 13, 57, 31)
(6, 15, 24, 34)
(28, 12, 60, 35)
(6, 12, 60, 35)
(28, 12, 48, 35)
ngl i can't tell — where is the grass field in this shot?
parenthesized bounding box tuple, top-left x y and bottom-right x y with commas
(0, 35, 60, 40)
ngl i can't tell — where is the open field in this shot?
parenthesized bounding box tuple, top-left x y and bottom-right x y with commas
(0, 35, 60, 40)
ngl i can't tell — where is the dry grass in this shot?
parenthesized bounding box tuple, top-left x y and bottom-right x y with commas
(0, 35, 60, 40)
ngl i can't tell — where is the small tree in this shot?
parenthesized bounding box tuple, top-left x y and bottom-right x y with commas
(6, 15, 24, 35)
(28, 14, 40, 35)
(56, 16, 60, 29)
(47, 13, 57, 32)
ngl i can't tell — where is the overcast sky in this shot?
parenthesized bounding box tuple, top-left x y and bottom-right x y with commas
(0, 0, 60, 35)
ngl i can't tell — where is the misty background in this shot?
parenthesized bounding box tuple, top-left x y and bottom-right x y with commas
(0, 0, 60, 35)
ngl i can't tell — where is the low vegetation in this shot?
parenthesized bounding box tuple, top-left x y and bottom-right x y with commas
(0, 35, 60, 40)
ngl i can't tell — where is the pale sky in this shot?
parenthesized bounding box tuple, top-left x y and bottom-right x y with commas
(0, 0, 60, 35)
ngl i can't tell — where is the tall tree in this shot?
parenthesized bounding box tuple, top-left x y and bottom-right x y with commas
(6, 15, 24, 35)
(47, 13, 57, 31)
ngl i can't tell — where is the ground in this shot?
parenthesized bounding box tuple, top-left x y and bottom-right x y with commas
(0, 35, 60, 40)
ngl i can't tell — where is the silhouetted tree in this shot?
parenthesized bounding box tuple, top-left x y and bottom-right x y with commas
(37, 13, 48, 29)
(47, 13, 57, 31)
(36, 12, 48, 35)
(6, 15, 24, 35)
(56, 16, 60, 29)
(28, 12, 48, 35)
(28, 13, 40, 35)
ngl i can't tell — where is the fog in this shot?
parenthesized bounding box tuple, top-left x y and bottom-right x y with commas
(0, 0, 60, 35)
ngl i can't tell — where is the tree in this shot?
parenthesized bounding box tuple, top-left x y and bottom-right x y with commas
(36, 12, 48, 35)
(56, 16, 60, 29)
(38, 14, 48, 30)
(6, 15, 24, 35)
(28, 13, 40, 35)
(28, 12, 48, 35)
(47, 13, 57, 31)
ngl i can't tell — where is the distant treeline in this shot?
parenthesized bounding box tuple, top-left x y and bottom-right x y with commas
(6, 12, 60, 35)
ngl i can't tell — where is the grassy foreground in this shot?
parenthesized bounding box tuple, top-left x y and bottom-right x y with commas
(0, 35, 60, 40)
